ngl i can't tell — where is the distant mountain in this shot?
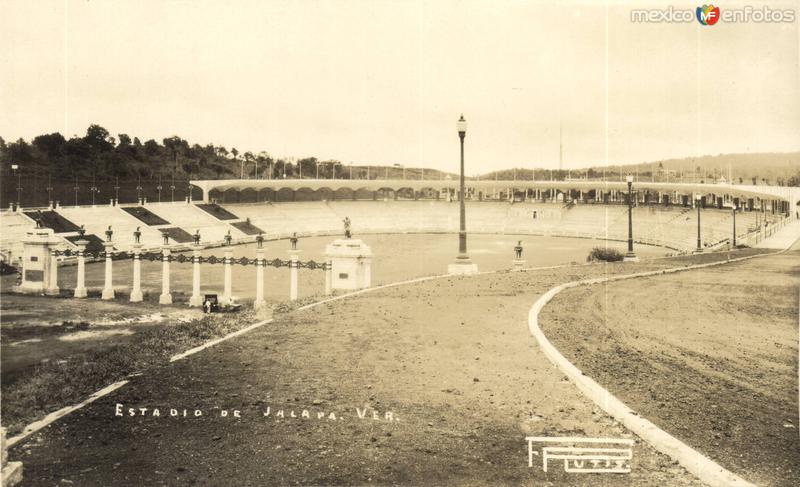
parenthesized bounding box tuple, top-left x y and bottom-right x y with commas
(480, 152, 800, 186)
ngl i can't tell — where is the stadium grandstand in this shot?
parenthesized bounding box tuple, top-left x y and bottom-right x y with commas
(1, 179, 795, 266)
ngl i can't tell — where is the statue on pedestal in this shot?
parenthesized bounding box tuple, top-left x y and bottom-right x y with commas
(343, 217, 352, 239)
(133, 226, 141, 244)
(224, 230, 232, 246)
(256, 232, 264, 249)
(105, 225, 113, 242)
(290, 232, 298, 250)
(514, 241, 523, 259)
(193, 229, 201, 246)
(78, 224, 86, 238)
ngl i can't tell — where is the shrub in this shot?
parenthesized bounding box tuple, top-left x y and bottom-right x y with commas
(587, 247, 624, 262)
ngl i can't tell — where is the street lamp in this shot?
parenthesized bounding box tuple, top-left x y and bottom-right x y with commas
(448, 114, 478, 275)
(12, 164, 21, 208)
(696, 194, 702, 252)
(73, 176, 79, 207)
(46, 174, 54, 207)
(732, 205, 737, 247)
(624, 175, 638, 261)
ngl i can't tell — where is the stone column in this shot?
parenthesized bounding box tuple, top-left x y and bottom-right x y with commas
(74, 239, 88, 298)
(130, 242, 143, 302)
(101, 241, 115, 300)
(159, 246, 172, 304)
(254, 247, 266, 309)
(45, 249, 60, 295)
(289, 249, 300, 301)
(222, 247, 233, 304)
(188, 245, 203, 307)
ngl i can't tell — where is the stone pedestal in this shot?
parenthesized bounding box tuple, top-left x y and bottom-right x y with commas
(130, 243, 143, 302)
(101, 241, 115, 300)
(14, 227, 61, 295)
(254, 248, 266, 309)
(159, 247, 172, 305)
(448, 259, 479, 275)
(623, 252, 639, 262)
(188, 246, 203, 307)
(512, 259, 526, 271)
(324, 239, 372, 291)
(288, 250, 300, 300)
(74, 240, 88, 298)
(1, 427, 23, 487)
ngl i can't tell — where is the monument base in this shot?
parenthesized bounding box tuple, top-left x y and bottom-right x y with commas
(159, 293, 173, 305)
(188, 294, 203, 307)
(623, 252, 639, 262)
(45, 286, 60, 296)
(512, 259, 526, 271)
(130, 290, 143, 302)
(101, 288, 115, 300)
(74, 287, 88, 298)
(448, 260, 479, 275)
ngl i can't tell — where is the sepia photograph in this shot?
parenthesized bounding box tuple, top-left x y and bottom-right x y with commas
(1, 1, 798, 485)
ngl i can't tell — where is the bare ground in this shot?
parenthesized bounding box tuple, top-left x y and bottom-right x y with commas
(4, 247, 777, 486)
(540, 248, 800, 486)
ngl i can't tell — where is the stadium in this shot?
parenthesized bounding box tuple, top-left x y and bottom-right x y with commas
(2, 1, 799, 486)
(1, 174, 798, 486)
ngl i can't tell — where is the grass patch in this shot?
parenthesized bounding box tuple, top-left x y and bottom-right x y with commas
(122, 206, 170, 226)
(587, 247, 624, 262)
(195, 203, 239, 221)
(1, 309, 260, 435)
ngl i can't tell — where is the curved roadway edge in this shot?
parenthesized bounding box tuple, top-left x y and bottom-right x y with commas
(525, 249, 800, 487)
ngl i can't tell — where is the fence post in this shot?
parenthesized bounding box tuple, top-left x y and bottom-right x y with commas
(101, 237, 115, 300)
(159, 243, 172, 305)
(222, 246, 233, 304)
(289, 249, 300, 301)
(254, 246, 266, 309)
(325, 258, 332, 295)
(130, 242, 143, 302)
(45, 249, 60, 295)
(189, 244, 203, 307)
(74, 239, 88, 298)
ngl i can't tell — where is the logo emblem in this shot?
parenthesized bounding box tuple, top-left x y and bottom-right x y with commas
(526, 436, 634, 473)
(696, 4, 720, 25)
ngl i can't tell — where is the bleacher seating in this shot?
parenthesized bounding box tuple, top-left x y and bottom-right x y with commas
(0, 200, 785, 261)
(57, 206, 164, 251)
(144, 203, 247, 244)
(0, 212, 35, 264)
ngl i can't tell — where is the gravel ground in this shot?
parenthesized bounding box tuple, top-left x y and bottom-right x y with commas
(540, 247, 799, 486)
(7, 248, 775, 486)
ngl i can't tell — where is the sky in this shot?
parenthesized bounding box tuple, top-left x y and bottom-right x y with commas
(1, 0, 799, 174)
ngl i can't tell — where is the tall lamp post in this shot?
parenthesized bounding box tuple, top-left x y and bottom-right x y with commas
(448, 114, 478, 275)
(696, 194, 703, 252)
(12, 164, 21, 208)
(732, 205, 737, 247)
(624, 175, 638, 261)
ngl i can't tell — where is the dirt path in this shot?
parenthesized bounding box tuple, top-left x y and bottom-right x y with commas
(540, 249, 799, 486)
(8, 250, 771, 486)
